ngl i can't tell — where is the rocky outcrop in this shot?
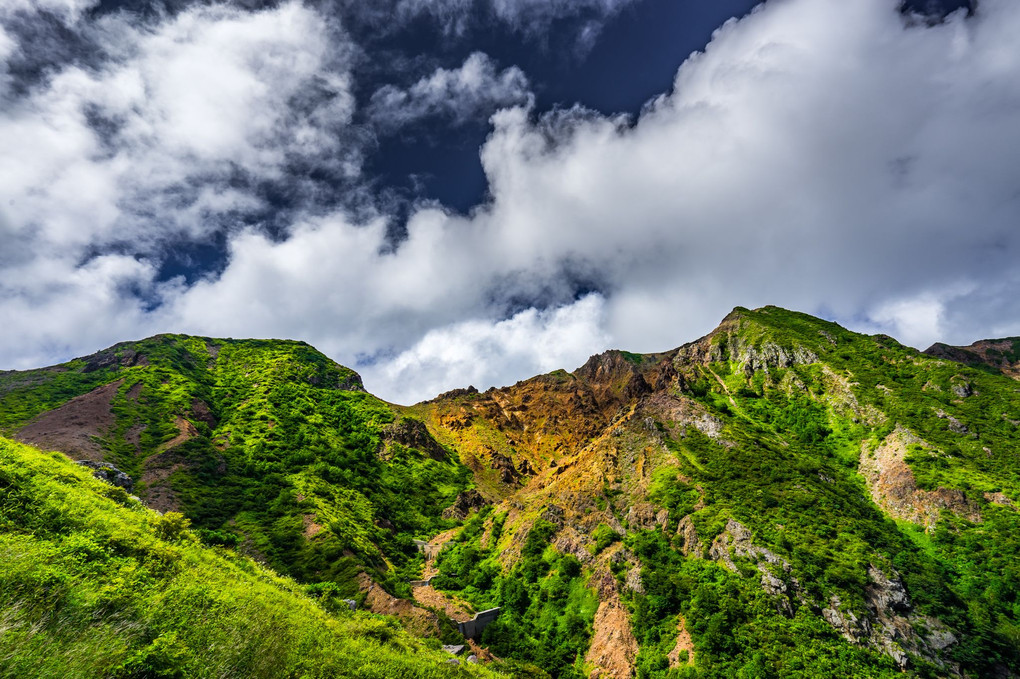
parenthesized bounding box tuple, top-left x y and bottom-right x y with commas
(382, 417, 448, 461)
(625, 502, 668, 531)
(859, 427, 981, 528)
(674, 515, 703, 557)
(81, 347, 148, 373)
(924, 339, 1020, 380)
(441, 489, 487, 520)
(819, 565, 960, 673)
(77, 460, 133, 491)
(708, 519, 797, 615)
(673, 312, 818, 376)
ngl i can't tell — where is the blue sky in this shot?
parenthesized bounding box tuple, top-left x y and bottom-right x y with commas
(3, 0, 1016, 404)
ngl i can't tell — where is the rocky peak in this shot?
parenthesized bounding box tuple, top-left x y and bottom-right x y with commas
(924, 338, 1020, 380)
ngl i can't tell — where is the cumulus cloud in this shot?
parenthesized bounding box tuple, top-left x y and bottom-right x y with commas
(369, 52, 531, 130)
(367, 295, 610, 403)
(0, 1, 354, 253)
(4, 0, 1020, 405)
(0, 0, 358, 361)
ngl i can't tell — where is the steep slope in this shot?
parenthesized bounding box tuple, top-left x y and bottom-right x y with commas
(925, 337, 1020, 380)
(4, 309, 1020, 679)
(0, 436, 502, 678)
(0, 335, 474, 601)
(412, 306, 1020, 678)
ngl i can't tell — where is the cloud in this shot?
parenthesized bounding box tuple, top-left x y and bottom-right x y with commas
(0, 1, 354, 255)
(369, 52, 531, 130)
(0, 0, 360, 363)
(4, 0, 1020, 405)
(366, 294, 610, 403)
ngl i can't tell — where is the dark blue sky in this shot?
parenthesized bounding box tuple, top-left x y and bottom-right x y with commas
(365, 0, 764, 213)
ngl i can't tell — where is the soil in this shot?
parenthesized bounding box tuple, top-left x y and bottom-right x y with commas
(668, 615, 695, 668)
(859, 427, 981, 528)
(14, 380, 122, 462)
(585, 594, 640, 678)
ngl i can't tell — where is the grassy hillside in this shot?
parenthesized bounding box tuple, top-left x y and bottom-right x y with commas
(0, 436, 502, 679)
(0, 335, 474, 598)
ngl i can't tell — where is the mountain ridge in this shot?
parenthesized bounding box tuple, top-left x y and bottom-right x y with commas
(2, 306, 1020, 678)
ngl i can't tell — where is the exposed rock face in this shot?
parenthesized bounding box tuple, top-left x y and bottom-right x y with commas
(382, 417, 448, 461)
(490, 452, 525, 484)
(574, 350, 653, 411)
(708, 519, 796, 615)
(924, 339, 1020, 380)
(859, 427, 981, 528)
(585, 595, 639, 679)
(674, 515, 702, 557)
(673, 312, 818, 375)
(818, 565, 960, 673)
(441, 489, 487, 520)
(81, 347, 148, 373)
(985, 491, 1015, 507)
(77, 460, 133, 491)
(625, 502, 668, 531)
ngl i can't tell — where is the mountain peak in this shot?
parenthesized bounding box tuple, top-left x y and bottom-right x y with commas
(925, 337, 1020, 380)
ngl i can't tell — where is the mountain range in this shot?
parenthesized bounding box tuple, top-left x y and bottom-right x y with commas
(2, 306, 1019, 678)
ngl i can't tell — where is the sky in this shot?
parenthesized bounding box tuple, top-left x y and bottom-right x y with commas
(2, 0, 1016, 405)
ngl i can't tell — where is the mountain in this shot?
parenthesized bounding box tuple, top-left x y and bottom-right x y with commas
(2, 306, 1020, 678)
(1, 336, 474, 606)
(924, 337, 1020, 380)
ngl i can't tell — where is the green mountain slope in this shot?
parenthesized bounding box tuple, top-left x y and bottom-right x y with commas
(411, 306, 1020, 678)
(3, 308, 1020, 678)
(0, 335, 473, 600)
(0, 436, 501, 679)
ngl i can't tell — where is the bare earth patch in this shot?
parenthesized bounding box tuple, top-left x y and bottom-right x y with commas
(860, 427, 981, 528)
(15, 380, 122, 462)
(668, 614, 695, 669)
(585, 594, 640, 679)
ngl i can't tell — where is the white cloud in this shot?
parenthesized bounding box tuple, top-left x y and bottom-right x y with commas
(369, 52, 531, 130)
(0, 1, 353, 254)
(365, 294, 610, 403)
(4, 0, 1020, 405)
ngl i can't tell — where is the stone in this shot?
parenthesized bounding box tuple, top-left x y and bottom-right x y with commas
(76, 461, 133, 492)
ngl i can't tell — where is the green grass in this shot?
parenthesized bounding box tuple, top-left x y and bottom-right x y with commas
(0, 436, 503, 679)
(0, 335, 477, 597)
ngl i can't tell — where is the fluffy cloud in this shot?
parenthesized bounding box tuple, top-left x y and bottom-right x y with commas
(1, 1, 353, 252)
(367, 295, 610, 403)
(0, 0, 356, 360)
(369, 52, 531, 130)
(4, 0, 1020, 406)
